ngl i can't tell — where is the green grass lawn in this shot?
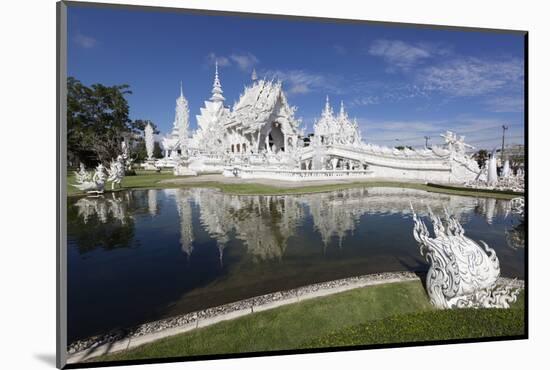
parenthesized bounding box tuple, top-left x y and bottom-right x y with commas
(90, 281, 524, 363)
(67, 170, 519, 199)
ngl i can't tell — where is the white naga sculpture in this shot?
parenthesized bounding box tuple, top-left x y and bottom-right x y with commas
(72, 163, 107, 194)
(411, 205, 519, 309)
(107, 155, 126, 190)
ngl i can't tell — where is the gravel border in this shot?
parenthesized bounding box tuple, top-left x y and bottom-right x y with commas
(67, 271, 524, 362)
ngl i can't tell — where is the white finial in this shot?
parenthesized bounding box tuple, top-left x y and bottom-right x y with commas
(211, 61, 225, 102)
(339, 100, 347, 118)
(180, 81, 183, 97)
(324, 95, 331, 112)
(251, 68, 258, 81)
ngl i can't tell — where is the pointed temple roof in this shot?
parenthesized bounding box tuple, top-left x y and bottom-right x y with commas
(210, 61, 225, 103)
(229, 79, 300, 134)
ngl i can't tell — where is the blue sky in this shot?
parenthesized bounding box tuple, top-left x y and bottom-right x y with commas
(67, 5, 525, 150)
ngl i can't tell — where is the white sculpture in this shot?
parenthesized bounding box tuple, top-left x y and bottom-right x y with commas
(72, 164, 107, 194)
(107, 155, 125, 190)
(411, 205, 519, 309)
(75, 163, 91, 184)
(145, 123, 155, 160)
(502, 159, 511, 178)
(510, 197, 525, 216)
(487, 151, 498, 185)
(173, 149, 197, 176)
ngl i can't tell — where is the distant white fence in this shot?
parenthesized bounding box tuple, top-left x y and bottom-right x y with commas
(223, 167, 373, 181)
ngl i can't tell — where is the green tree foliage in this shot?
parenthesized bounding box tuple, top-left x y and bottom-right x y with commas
(153, 141, 163, 159)
(67, 77, 156, 166)
(473, 149, 489, 168)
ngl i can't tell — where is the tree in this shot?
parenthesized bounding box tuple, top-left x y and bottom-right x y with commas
(153, 141, 163, 158)
(67, 77, 143, 166)
(473, 149, 489, 168)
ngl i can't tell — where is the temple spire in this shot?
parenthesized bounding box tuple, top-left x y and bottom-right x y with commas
(180, 81, 183, 98)
(210, 60, 225, 103)
(340, 100, 345, 117)
(251, 68, 258, 82)
(323, 95, 332, 117)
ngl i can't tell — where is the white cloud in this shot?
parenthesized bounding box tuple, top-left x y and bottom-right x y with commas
(267, 69, 334, 95)
(206, 52, 259, 71)
(484, 96, 524, 112)
(419, 57, 524, 97)
(355, 116, 524, 149)
(206, 52, 230, 67)
(369, 39, 450, 71)
(350, 96, 380, 106)
(333, 45, 347, 55)
(73, 33, 97, 49)
(229, 53, 259, 71)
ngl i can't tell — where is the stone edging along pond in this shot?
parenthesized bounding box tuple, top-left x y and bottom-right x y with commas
(66, 272, 525, 364)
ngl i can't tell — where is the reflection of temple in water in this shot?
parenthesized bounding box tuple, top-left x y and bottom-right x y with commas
(189, 189, 303, 262)
(175, 189, 194, 257)
(72, 188, 521, 261)
(148, 189, 158, 217)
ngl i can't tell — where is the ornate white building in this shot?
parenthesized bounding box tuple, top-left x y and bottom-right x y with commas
(313, 97, 361, 147)
(191, 62, 231, 154)
(159, 82, 190, 167)
(156, 66, 485, 184)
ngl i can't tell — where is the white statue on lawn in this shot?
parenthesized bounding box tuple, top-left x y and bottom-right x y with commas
(75, 163, 91, 184)
(487, 150, 498, 185)
(72, 164, 107, 194)
(411, 205, 519, 309)
(145, 123, 155, 160)
(107, 155, 125, 190)
(143, 123, 160, 171)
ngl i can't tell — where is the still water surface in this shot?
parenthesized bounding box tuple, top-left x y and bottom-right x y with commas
(67, 187, 524, 342)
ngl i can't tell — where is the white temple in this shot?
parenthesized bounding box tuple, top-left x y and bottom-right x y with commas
(156, 65, 485, 184)
(158, 82, 190, 167)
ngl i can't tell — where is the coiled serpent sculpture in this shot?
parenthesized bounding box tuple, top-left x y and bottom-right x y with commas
(410, 204, 519, 309)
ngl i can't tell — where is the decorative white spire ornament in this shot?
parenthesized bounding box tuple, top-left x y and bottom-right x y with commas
(487, 150, 498, 185)
(210, 61, 225, 103)
(322, 95, 333, 118)
(174, 83, 190, 147)
(144, 122, 155, 160)
(251, 68, 258, 82)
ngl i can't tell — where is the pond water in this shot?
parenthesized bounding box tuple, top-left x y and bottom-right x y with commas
(67, 187, 525, 343)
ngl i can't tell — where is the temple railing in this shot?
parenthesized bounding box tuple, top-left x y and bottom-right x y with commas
(224, 166, 373, 181)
